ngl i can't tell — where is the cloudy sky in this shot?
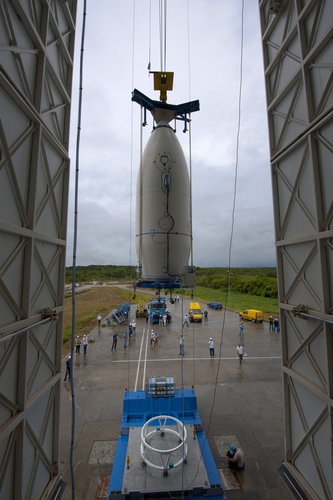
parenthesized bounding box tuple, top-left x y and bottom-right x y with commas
(66, 0, 276, 269)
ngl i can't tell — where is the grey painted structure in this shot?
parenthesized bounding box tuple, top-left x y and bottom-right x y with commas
(259, 1, 333, 499)
(0, 1, 77, 498)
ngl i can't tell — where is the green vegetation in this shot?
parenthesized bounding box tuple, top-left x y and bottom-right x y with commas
(62, 310, 101, 344)
(64, 265, 279, 320)
(196, 267, 277, 278)
(195, 267, 278, 299)
(119, 289, 154, 305)
(184, 286, 279, 317)
(62, 286, 153, 351)
(65, 265, 137, 283)
(65, 266, 278, 297)
(62, 271, 279, 351)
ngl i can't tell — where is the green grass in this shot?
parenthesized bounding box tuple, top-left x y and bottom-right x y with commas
(118, 283, 279, 318)
(118, 289, 152, 303)
(64, 288, 89, 299)
(62, 286, 278, 345)
(62, 309, 101, 344)
(63, 289, 151, 346)
(183, 286, 279, 317)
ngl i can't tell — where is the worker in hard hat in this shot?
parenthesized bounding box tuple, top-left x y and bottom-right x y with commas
(178, 334, 185, 356)
(64, 355, 71, 382)
(227, 444, 245, 470)
(208, 338, 215, 356)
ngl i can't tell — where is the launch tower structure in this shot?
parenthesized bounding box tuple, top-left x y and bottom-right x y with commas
(0, 2, 77, 498)
(259, 2, 333, 498)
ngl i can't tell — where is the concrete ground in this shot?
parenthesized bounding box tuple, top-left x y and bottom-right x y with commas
(59, 297, 293, 500)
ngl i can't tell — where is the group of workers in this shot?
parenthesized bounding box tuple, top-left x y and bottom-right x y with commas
(146, 311, 171, 325)
(74, 334, 89, 355)
(110, 321, 137, 350)
(269, 316, 280, 332)
(64, 334, 89, 381)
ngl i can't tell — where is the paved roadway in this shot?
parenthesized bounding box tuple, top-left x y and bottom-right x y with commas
(59, 297, 293, 500)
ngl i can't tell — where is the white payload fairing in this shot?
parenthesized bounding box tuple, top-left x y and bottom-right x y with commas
(137, 113, 190, 284)
(132, 86, 199, 290)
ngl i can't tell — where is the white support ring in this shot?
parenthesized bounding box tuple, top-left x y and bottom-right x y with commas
(140, 415, 187, 471)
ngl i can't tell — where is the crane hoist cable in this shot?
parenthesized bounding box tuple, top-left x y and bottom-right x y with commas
(186, 0, 192, 101)
(159, 0, 167, 72)
(148, 0, 152, 71)
(129, 0, 136, 271)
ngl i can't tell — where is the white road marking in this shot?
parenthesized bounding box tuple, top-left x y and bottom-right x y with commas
(133, 328, 145, 392)
(113, 356, 282, 364)
(142, 327, 149, 390)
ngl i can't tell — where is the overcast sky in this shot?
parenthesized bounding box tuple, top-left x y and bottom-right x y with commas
(66, 0, 276, 269)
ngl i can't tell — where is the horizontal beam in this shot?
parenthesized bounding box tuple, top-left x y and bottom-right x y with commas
(0, 220, 67, 246)
(132, 89, 200, 118)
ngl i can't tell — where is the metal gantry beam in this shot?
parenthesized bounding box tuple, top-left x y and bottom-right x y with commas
(259, 1, 333, 498)
(0, 1, 77, 498)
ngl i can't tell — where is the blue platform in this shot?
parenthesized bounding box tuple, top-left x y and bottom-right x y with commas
(107, 388, 226, 500)
(134, 279, 182, 290)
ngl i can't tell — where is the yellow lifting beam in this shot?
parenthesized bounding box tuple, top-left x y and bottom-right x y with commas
(152, 71, 174, 102)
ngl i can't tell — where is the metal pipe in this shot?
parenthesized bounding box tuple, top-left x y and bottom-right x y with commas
(295, 312, 333, 325)
(0, 317, 53, 343)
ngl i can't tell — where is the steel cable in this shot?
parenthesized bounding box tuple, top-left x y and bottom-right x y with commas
(202, 0, 245, 457)
(184, 0, 245, 489)
(69, 0, 87, 498)
(126, 0, 137, 395)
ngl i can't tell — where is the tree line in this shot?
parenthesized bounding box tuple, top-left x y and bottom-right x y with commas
(196, 267, 278, 298)
(65, 265, 137, 283)
(65, 265, 278, 299)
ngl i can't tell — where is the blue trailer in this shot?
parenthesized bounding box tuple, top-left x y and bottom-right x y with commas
(149, 297, 166, 324)
(109, 302, 130, 324)
(107, 380, 226, 499)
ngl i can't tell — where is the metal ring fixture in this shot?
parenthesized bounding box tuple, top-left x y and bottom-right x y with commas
(140, 415, 187, 472)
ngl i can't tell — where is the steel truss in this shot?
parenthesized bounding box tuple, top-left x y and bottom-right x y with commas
(259, 1, 333, 499)
(0, 1, 77, 498)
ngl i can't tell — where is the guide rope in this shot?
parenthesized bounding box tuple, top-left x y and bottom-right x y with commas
(185, 0, 245, 488)
(210, 0, 245, 451)
(137, 106, 144, 273)
(211, 0, 245, 414)
(180, 288, 185, 494)
(181, 1, 196, 390)
(126, 0, 138, 392)
(188, 116, 194, 300)
(69, 1, 87, 498)
(182, 3, 196, 493)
